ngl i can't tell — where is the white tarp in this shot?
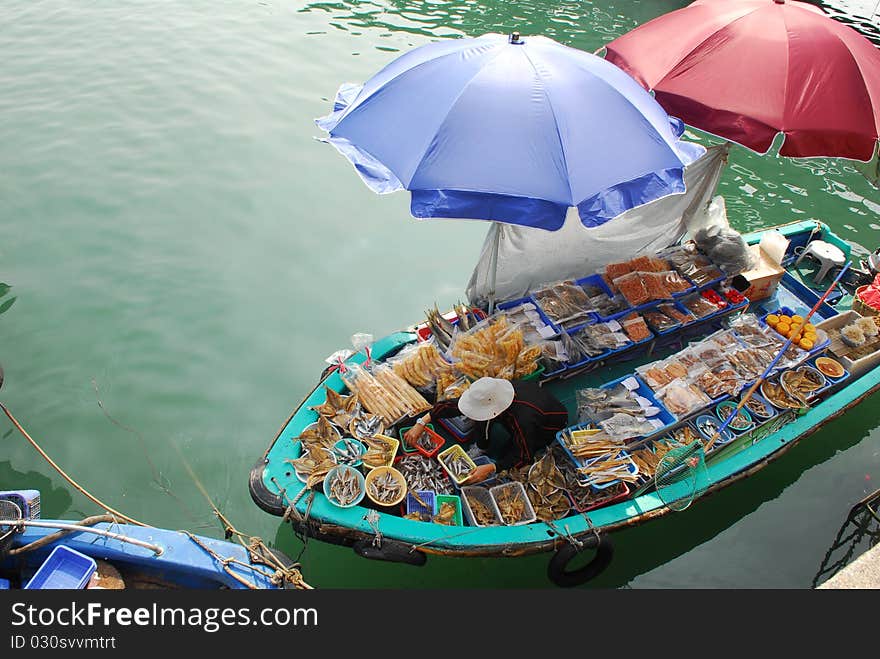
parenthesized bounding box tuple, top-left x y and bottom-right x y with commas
(466, 144, 730, 307)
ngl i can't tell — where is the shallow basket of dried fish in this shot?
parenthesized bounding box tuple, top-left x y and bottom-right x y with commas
(433, 494, 463, 526)
(567, 481, 630, 513)
(490, 482, 537, 526)
(323, 465, 366, 509)
(461, 486, 503, 527)
(438, 444, 478, 485)
(360, 434, 399, 471)
(364, 465, 407, 507)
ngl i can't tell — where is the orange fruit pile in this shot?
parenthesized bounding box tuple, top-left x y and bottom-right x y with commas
(766, 311, 817, 350)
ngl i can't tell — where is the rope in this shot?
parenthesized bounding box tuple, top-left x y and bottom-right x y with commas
(273, 477, 314, 563)
(91, 378, 201, 521)
(364, 509, 383, 548)
(0, 402, 149, 527)
(172, 449, 312, 588)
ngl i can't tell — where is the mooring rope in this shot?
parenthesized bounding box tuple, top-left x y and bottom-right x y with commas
(174, 446, 312, 589)
(0, 402, 149, 527)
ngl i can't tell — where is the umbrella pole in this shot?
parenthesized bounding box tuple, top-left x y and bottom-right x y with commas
(487, 222, 501, 315)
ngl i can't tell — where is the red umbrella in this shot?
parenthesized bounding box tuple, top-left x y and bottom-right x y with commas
(604, 0, 880, 160)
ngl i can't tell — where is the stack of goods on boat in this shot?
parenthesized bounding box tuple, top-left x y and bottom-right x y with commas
(286, 236, 864, 529)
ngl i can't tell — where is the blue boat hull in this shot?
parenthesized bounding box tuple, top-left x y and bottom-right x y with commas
(2, 521, 289, 589)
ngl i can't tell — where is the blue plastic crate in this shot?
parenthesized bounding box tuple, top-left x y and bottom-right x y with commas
(436, 415, 474, 442)
(24, 546, 97, 590)
(759, 306, 831, 355)
(810, 356, 850, 385)
(404, 490, 436, 518)
(0, 578, 9, 590)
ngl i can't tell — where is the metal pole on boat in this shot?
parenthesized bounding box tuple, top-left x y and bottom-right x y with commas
(487, 222, 501, 315)
(0, 519, 164, 555)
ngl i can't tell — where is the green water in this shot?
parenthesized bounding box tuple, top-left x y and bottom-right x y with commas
(1, 0, 879, 588)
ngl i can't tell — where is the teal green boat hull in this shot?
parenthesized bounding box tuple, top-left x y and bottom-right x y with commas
(249, 220, 880, 559)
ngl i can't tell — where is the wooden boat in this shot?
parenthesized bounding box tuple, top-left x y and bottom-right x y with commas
(1, 504, 301, 589)
(249, 220, 880, 586)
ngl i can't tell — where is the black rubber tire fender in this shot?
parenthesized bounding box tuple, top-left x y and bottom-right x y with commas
(547, 534, 614, 588)
(352, 538, 427, 567)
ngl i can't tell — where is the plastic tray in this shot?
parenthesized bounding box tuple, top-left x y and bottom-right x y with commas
(760, 306, 831, 355)
(489, 482, 537, 526)
(414, 427, 445, 459)
(438, 444, 478, 485)
(434, 494, 464, 526)
(461, 485, 503, 527)
(24, 546, 97, 590)
(574, 274, 636, 321)
(685, 269, 726, 292)
(398, 423, 435, 454)
(810, 356, 850, 385)
(404, 490, 436, 518)
(567, 481, 631, 513)
(600, 374, 677, 428)
(496, 297, 557, 335)
(361, 434, 399, 471)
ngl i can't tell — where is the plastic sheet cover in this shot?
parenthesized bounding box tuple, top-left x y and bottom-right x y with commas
(466, 144, 729, 306)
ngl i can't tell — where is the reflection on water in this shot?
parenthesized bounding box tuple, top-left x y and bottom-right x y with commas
(299, 0, 686, 50)
(815, 0, 880, 46)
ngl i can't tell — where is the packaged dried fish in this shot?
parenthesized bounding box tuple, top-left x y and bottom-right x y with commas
(613, 272, 651, 306)
(643, 309, 680, 333)
(680, 293, 720, 318)
(599, 413, 658, 440)
(589, 293, 629, 318)
(621, 314, 652, 342)
(658, 302, 696, 325)
(656, 379, 712, 418)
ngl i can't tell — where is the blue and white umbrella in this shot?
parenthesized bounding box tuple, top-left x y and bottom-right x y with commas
(317, 32, 704, 231)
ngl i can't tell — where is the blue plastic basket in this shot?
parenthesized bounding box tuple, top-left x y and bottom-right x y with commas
(739, 392, 777, 421)
(810, 356, 850, 385)
(25, 546, 97, 590)
(404, 490, 437, 518)
(760, 306, 831, 355)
